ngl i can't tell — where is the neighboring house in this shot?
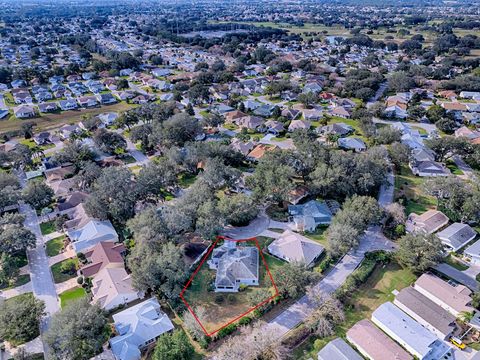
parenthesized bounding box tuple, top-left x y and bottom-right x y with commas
(464, 240, 480, 265)
(48, 178, 77, 197)
(406, 210, 449, 234)
(57, 191, 89, 212)
(207, 241, 259, 292)
(317, 338, 362, 360)
(413, 273, 474, 317)
(91, 266, 143, 311)
(0, 109, 9, 119)
(331, 106, 350, 119)
(38, 102, 58, 113)
(59, 99, 78, 111)
(338, 137, 366, 152)
(230, 139, 255, 156)
(318, 122, 353, 137)
(346, 319, 411, 360)
(110, 298, 174, 360)
(436, 223, 476, 252)
(33, 131, 52, 145)
(14, 105, 36, 118)
(58, 124, 81, 140)
(253, 104, 275, 117)
(371, 302, 452, 360)
(79, 241, 126, 277)
(455, 126, 480, 140)
(98, 93, 117, 104)
(267, 230, 324, 267)
(394, 287, 456, 340)
(98, 112, 119, 127)
(288, 200, 333, 232)
(247, 144, 275, 162)
(236, 115, 264, 130)
(77, 96, 98, 107)
(302, 108, 323, 121)
(264, 120, 284, 135)
(288, 119, 311, 132)
(409, 160, 449, 177)
(67, 219, 119, 253)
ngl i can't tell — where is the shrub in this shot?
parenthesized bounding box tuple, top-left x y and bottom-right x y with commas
(77, 276, 84, 285)
(227, 294, 236, 304)
(60, 259, 77, 274)
(216, 323, 237, 338)
(214, 294, 224, 304)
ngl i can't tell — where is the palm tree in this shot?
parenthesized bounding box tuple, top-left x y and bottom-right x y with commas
(459, 311, 474, 323)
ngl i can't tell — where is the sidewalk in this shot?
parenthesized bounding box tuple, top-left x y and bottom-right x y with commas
(48, 247, 76, 266)
(0, 281, 33, 300)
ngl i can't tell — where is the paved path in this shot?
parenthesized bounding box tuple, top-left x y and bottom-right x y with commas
(223, 212, 270, 239)
(48, 247, 76, 266)
(20, 203, 60, 353)
(453, 155, 477, 180)
(366, 82, 387, 108)
(259, 229, 282, 238)
(0, 281, 32, 300)
(259, 134, 295, 150)
(126, 138, 149, 165)
(55, 278, 78, 294)
(373, 118, 437, 134)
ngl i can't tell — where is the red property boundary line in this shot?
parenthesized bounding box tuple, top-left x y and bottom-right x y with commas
(179, 236, 280, 337)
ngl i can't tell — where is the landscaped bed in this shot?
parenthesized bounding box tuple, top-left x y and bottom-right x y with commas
(59, 286, 87, 308)
(0, 274, 30, 290)
(45, 235, 66, 257)
(51, 257, 79, 283)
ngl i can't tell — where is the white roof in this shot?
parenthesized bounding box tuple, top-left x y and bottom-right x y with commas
(268, 230, 324, 266)
(317, 338, 362, 360)
(372, 302, 447, 359)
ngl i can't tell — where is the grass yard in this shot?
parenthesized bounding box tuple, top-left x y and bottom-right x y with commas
(59, 286, 87, 308)
(51, 257, 79, 284)
(394, 165, 436, 215)
(119, 154, 137, 165)
(446, 159, 464, 176)
(294, 262, 417, 359)
(305, 227, 329, 249)
(45, 235, 66, 257)
(444, 254, 469, 271)
(0, 274, 30, 290)
(0, 102, 134, 134)
(40, 220, 56, 235)
(178, 173, 197, 188)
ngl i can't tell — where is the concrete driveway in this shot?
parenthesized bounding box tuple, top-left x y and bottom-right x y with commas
(223, 212, 270, 240)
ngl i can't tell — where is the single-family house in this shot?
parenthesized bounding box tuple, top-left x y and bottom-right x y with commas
(317, 338, 362, 360)
(464, 240, 480, 265)
(288, 119, 311, 132)
(268, 230, 324, 267)
(455, 126, 480, 140)
(346, 319, 412, 360)
(406, 210, 449, 234)
(208, 241, 259, 292)
(409, 160, 450, 177)
(243, 100, 262, 111)
(225, 110, 247, 123)
(91, 266, 143, 311)
(78, 96, 98, 108)
(264, 120, 284, 135)
(33, 131, 52, 145)
(57, 191, 89, 212)
(331, 106, 351, 119)
(247, 144, 275, 162)
(230, 138, 255, 156)
(38, 102, 58, 113)
(413, 273, 474, 317)
(0, 109, 9, 119)
(67, 219, 119, 253)
(318, 123, 353, 137)
(371, 302, 452, 360)
(98, 93, 117, 105)
(98, 112, 119, 127)
(302, 108, 323, 121)
(338, 137, 366, 152)
(58, 124, 81, 140)
(236, 115, 264, 130)
(460, 91, 480, 100)
(281, 108, 301, 120)
(288, 200, 333, 232)
(436, 223, 476, 252)
(13, 105, 35, 118)
(110, 298, 174, 360)
(80, 241, 126, 277)
(59, 99, 78, 111)
(394, 286, 456, 340)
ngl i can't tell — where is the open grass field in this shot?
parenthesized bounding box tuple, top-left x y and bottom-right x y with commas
(59, 286, 87, 308)
(45, 235, 66, 257)
(0, 102, 134, 133)
(294, 262, 416, 359)
(182, 239, 280, 334)
(394, 165, 436, 215)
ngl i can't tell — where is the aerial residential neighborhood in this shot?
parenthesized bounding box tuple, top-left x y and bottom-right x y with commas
(2, 0, 480, 360)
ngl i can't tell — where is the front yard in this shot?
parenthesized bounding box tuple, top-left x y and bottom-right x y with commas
(40, 220, 56, 235)
(45, 235, 66, 257)
(59, 286, 87, 308)
(51, 257, 79, 283)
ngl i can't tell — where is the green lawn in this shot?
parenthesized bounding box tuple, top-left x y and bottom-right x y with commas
(444, 254, 469, 271)
(305, 227, 329, 249)
(394, 165, 436, 215)
(51, 258, 79, 284)
(40, 220, 56, 235)
(0, 274, 30, 290)
(446, 159, 464, 176)
(59, 287, 87, 308)
(45, 235, 66, 257)
(178, 173, 197, 188)
(293, 262, 417, 359)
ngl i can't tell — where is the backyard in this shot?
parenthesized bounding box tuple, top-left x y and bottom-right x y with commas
(394, 165, 436, 215)
(293, 261, 417, 359)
